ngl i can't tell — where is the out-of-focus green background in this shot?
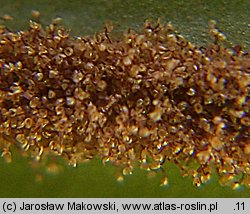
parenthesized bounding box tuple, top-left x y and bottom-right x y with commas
(0, 0, 249, 197)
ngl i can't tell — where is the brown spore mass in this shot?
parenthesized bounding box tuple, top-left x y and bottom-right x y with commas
(0, 19, 249, 188)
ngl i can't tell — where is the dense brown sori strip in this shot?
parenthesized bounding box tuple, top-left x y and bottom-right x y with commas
(0, 20, 249, 188)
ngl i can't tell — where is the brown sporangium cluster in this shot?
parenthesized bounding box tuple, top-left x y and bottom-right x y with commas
(0, 18, 249, 189)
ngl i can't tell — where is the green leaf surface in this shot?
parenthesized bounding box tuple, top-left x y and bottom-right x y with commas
(0, 0, 249, 197)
